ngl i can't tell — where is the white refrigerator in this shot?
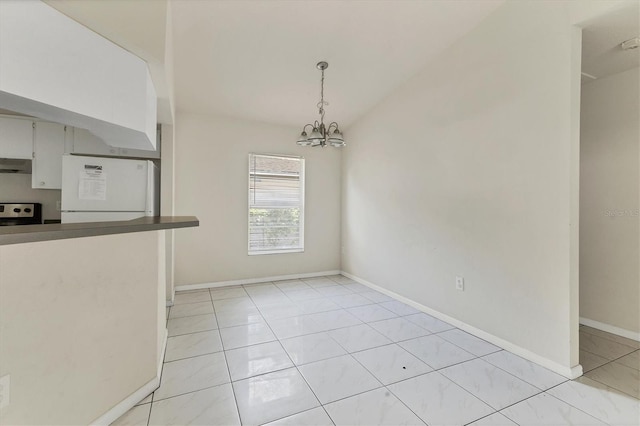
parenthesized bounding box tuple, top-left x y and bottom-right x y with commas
(61, 154, 159, 223)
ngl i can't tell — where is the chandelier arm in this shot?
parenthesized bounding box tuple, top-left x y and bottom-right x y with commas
(302, 123, 314, 133)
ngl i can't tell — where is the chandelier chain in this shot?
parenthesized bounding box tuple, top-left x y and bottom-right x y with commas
(318, 67, 325, 124)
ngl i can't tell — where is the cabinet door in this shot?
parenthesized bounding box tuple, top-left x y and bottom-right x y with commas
(32, 122, 66, 189)
(0, 117, 33, 159)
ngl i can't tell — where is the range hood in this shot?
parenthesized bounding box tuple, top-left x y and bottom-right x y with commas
(0, 158, 32, 174)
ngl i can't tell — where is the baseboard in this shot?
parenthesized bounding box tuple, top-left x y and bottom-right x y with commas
(91, 328, 168, 425)
(340, 271, 583, 379)
(580, 317, 640, 342)
(167, 287, 175, 307)
(569, 364, 584, 379)
(90, 377, 159, 426)
(175, 270, 341, 292)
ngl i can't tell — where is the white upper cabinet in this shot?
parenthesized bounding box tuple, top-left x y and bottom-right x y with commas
(0, 117, 33, 159)
(0, 1, 157, 151)
(32, 122, 66, 189)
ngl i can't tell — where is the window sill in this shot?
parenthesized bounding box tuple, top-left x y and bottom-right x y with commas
(248, 248, 304, 256)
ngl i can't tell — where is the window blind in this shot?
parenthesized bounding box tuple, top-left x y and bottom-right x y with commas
(248, 153, 304, 254)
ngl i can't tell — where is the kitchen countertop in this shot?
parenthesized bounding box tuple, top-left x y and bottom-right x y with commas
(0, 216, 199, 246)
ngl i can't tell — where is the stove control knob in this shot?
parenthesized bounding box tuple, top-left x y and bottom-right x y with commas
(13, 208, 21, 213)
(24, 208, 32, 213)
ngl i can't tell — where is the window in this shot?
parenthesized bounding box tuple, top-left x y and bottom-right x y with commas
(248, 153, 305, 255)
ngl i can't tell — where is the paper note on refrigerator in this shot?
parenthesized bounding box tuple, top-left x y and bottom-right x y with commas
(78, 166, 107, 200)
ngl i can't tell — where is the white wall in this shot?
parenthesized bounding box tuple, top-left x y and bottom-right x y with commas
(0, 231, 163, 425)
(162, 3, 177, 302)
(342, 0, 582, 373)
(160, 124, 176, 302)
(0, 173, 61, 221)
(580, 67, 640, 335)
(174, 113, 341, 285)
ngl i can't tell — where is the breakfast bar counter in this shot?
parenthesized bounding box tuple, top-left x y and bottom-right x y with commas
(0, 215, 198, 246)
(0, 216, 198, 424)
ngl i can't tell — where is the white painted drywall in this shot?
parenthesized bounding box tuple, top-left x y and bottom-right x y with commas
(161, 123, 176, 302)
(341, 0, 582, 371)
(157, 230, 167, 368)
(580, 67, 640, 334)
(173, 113, 341, 285)
(162, 4, 177, 302)
(0, 1, 157, 151)
(0, 231, 163, 425)
(0, 174, 61, 221)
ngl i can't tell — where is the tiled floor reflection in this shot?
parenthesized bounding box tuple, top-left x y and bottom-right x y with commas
(113, 275, 640, 425)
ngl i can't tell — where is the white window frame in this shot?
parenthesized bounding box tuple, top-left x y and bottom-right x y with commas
(248, 153, 305, 255)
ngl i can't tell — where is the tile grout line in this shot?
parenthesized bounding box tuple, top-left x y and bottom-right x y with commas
(581, 368, 640, 400)
(168, 290, 565, 399)
(146, 304, 172, 425)
(383, 369, 500, 425)
(152, 293, 217, 409)
(394, 348, 540, 423)
(580, 327, 640, 350)
(163, 291, 225, 364)
(246, 277, 507, 424)
(462, 412, 505, 426)
(579, 344, 637, 362)
(242, 285, 337, 426)
(528, 382, 619, 425)
(274, 274, 364, 424)
(160, 336, 492, 389)
(149, 382, 236, 405)
(280, 284, 579, 424)
(143, 302, 171, 426)
(385, 329, 597, 420)
(149, 280, 456, 418)
(580, 346, 638, 371)
(208, 287, 246, 425)
(578, 344, 640, 398)
(340, 341, 430, 425)
(146, 333, 591, 417)
(137, 276, 638, 425)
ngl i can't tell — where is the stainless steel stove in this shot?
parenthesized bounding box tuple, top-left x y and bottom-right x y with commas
(0, 203, 42, 226)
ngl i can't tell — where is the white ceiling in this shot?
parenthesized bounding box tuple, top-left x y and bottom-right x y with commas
(171, 0, 503, 129)
(25, 1, 640, 125)
(45, 0, 167, 63)
(581, 2, 639, 83)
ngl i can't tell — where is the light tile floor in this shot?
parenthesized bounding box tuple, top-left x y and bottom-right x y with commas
(113, 275, 640, 425)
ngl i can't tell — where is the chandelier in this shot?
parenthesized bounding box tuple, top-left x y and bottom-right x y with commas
(296, 61, 346, 148)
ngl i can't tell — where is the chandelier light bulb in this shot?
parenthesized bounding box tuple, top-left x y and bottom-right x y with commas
(297, 131, 312, 146)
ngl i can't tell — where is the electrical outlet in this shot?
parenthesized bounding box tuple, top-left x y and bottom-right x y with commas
(0, 374, 10, 410)
(455, 276, 464, 291)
